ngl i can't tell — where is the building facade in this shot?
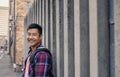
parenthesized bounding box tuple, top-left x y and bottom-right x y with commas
(9, 0, 120, 77)
(0, 6, 9, 46)
(9, 0, 29, 70)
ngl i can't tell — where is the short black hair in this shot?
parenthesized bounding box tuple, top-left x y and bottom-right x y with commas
(27, 23, 42, 35)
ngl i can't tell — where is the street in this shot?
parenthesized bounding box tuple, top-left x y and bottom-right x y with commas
(0, 54, 22, 77)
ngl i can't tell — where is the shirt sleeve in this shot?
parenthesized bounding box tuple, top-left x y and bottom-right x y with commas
(34, 52, 52, 77)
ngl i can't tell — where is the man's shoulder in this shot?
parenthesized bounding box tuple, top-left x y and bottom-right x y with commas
(35, 47, 51, 57)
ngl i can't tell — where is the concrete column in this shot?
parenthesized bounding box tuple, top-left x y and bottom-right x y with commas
(64, 0, 68, 77)
(74, 0, 80, 77)
(50, 0, 53, 52)
(89, 0, 98, 77)
(56, 0, 60, 77)
(114, 0, 120, 77)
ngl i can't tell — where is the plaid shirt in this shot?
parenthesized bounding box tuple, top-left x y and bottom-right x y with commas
(22, 44, 52, 77)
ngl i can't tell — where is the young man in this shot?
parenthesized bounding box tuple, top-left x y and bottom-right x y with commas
(22, 23, 53, 77)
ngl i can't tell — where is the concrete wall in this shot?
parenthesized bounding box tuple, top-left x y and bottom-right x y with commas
(24, 0, 120, 77)
(114, 0, 120, 77)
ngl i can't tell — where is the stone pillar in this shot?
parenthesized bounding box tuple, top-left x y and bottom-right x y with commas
(16, 0, 28, 64)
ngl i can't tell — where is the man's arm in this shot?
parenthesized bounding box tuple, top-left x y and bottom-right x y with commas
(34, 52, 52, 77)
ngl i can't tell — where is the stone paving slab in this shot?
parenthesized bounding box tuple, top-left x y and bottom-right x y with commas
(0, 54, 22, 77)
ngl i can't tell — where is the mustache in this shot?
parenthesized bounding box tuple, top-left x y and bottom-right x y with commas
(28, 39, 34, 41)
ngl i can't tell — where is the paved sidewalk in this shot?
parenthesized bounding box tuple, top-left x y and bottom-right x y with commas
(0, 54, 22, 77)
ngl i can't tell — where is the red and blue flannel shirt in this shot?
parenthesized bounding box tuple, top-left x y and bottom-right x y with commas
(22, 43, 52, 77)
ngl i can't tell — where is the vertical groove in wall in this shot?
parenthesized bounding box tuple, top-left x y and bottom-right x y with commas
(52, 0, 57, 76)
(41, 0, 43, 43)
(36, 0, 38, 23)
(34, 0, 37, 23)
(30, 9, 32, 23)
(31, 8, 33, 23)
(38, 0, 41, 25)
(79, 0, 90, 77)
(33, 2, 35, 23)
(68, 0, 75, 77)
(48, 0, 51, 50)
(97, 0, 109, 77)
(44, 0, 46, 47)
(45, 0, 48, 48)
(59, 0, 64, 77)
(41, 0, 43, 25)
(108, 0, 115, 76)
(41, 0, 45, 45)
(36, 0, 39, 24)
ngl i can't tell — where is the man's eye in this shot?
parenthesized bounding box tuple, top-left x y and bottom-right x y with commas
(27, 33, 31, 36)
(27, 33, 38, 36)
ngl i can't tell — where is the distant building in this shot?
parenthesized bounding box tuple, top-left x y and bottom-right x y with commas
(0, 6, 9, 46)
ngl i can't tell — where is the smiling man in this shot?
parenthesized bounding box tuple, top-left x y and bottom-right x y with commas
(22, 23, 53, 77)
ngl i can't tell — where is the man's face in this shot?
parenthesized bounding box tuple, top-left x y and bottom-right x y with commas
(27, 29, 42, 48)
